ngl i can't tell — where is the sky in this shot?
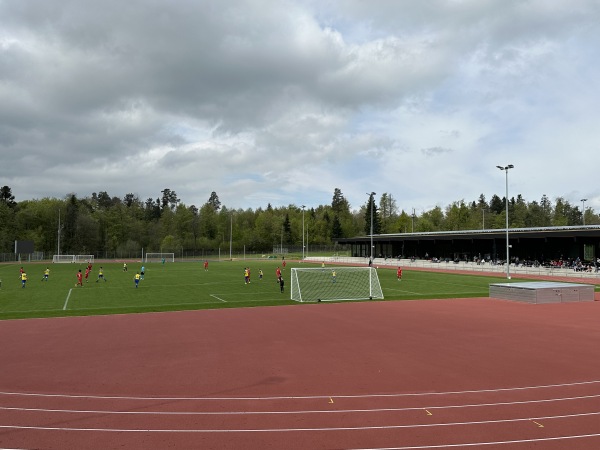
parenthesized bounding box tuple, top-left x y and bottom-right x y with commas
(1, 0, 599, 214)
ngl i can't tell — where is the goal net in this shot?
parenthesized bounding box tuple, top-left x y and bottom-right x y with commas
(144, 252, 175, 263)
(290, 267, 384, 302)
(75, 255, 94, 263)
(52, 254, 75, 263)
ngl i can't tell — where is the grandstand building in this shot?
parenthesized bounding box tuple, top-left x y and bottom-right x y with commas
(336, 225, 600, 265)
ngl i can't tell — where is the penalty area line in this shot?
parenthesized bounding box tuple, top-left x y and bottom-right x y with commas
(63, 289, 72, 310)
(210, 294, 226, 303)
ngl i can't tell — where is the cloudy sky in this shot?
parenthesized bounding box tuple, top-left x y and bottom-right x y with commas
(1, 0, 599, 213)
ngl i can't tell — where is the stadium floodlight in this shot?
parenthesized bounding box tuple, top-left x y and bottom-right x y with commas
(581, 198, 588, 225)
(496, 164, 514, 279)
(366, 192, 376, 262)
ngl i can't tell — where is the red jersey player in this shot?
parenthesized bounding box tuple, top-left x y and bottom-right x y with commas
(396, 266, 402, 281)
(76, 269, 83, 287)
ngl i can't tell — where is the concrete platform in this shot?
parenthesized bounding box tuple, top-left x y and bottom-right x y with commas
(489, 281, 595, 303)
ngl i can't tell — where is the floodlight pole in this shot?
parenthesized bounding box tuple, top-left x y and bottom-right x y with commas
(367, 192, 376, 261)
(306, 225, 309, 259)
(301, 205, 306, 261)
(229, 211, 233, 260)
(57, 209, 61, 256)
(581, 198, 588, 225)
(496, 164, 514, 279)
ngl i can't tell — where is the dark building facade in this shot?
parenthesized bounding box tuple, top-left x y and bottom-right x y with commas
(336, 225, 600, 264)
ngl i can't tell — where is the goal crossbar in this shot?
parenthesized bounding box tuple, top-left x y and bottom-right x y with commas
(290, 266, 384, 302)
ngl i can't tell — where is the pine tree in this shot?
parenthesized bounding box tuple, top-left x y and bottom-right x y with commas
(364, 195, 381, 235)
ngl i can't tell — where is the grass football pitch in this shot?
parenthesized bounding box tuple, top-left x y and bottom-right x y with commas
(1, 260, 519, 320)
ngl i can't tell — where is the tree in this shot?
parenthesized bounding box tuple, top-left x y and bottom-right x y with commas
(512, 194, 528, 228)
(199, 202, 218, 240)
(444, 200, 470, 231)
(95, 191, 113, 209)
(0, 186, 16, 208)
(331, 188, 350, 215)
(282, 213, 291, 244)
(161, 188, 179, 211)
(379, 193, 398, 233)
(207, 191, 221, 212)
(489, 194, 504, 215)
(364, 195, 381, 235)
(331, 215, 343, 239)
(540, 195, 553, 226)
(123, 193, 139, 208)
(525, 200, 544, 227)
(0, 201, 16, 252)
(62, 194, 79, 253)
(477, 194, 488, 209)
(553, 197, 571, 226)
(143, 197, 161, 221)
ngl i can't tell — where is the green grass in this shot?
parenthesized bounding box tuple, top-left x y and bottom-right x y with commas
(0, 260, 526, 320)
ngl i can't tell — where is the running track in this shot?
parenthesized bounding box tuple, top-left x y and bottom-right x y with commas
(1, 298, 600, 449)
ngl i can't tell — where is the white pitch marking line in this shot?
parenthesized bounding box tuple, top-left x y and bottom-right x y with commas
(1, 397, 599, 416)
(210, 294, 226, 302)
(1, 380, 598, 401)
(63, 289, 72, 310)
(349, 433, 600, 449)
(1, 419, 600, 437)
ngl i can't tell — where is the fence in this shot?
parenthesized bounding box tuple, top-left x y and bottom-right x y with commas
(306, 256, 600, 280)
(0, 252, 45, 263)
(0, 245, 349, 264)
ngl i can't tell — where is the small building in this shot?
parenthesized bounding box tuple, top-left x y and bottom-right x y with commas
(336, 225, 600, 265)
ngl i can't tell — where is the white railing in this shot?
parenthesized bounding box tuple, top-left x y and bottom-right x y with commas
(304, 256, 600, 280)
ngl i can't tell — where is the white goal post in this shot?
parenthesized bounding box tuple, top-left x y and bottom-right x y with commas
(75, 255, 94, 263)
(144, 252, 175, 263)
(290, 266, 384, 302)
(52, 255, 75, 263)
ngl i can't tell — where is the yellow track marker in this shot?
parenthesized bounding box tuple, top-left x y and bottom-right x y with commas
(424, 409, 432, 416)
(531, 420, 544, 428)
(328, 397, 334, 404)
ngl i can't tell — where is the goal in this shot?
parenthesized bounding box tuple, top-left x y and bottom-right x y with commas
(52, 255, 75, 263)
(144, 252, 175, 263)
(75, 255, 94, 263)
(290, 267, 384, 302)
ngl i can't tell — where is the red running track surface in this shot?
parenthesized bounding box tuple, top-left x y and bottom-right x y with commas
(1, 298, 600, 449)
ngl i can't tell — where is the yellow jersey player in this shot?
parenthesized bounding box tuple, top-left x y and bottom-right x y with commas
(96, 267, 107, 282)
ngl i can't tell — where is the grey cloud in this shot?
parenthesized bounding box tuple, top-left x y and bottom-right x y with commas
(421, 147, 453, 157)
(1, 0, 599, 211)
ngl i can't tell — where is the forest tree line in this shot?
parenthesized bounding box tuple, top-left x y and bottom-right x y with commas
(0, 185, 597, 257)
